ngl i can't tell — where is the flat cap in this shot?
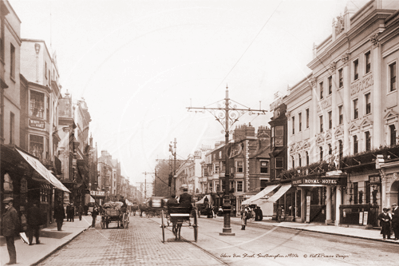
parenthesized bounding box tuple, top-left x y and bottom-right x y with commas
(3, 197, 13, 203)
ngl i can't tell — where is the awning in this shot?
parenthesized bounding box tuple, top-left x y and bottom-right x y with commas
(16, 148, 70, 193)
(266, 184, 292, 203)
(242, 184, 280, 205)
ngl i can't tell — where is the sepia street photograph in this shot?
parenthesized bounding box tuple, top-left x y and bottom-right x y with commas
(1, 0, 399, 265)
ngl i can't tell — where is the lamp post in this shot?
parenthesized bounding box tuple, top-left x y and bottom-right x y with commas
(187, 86, 268, 236)
(169, 138, 177, 195)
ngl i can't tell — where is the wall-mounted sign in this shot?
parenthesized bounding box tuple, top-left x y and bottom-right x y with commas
(369, 175, 381, 184)
(90, 191, 105, 196)
(29, 119, 45, 129)
(293, 177, 346, 186)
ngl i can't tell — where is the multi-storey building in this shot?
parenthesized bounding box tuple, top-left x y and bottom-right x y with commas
(268, 0, 399, 227)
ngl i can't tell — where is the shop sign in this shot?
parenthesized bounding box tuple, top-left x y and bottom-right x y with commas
(369, 175, 381, 184)
(293, 178, 344, 186)
(90, 190, 105, 196)
(29, 119, 45, 129)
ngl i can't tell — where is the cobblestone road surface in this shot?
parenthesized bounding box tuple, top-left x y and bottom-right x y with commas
(38, 215, 224, 266)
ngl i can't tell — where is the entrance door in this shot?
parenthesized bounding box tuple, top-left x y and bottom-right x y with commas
(390, 181, 399, 206)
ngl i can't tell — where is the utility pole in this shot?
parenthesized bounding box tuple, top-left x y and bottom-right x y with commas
(142, 171, 155, 201)
(169, 138, 177, 195)
(187, 85, 268, 236)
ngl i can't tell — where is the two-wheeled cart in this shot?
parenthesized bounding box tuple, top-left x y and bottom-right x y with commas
(160, 207, 198, 243)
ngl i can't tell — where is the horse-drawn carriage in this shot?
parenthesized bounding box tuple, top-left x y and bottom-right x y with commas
(101, 201, 129, 229)
(160, 206, 198, 242)
(140, 197, 167, 218)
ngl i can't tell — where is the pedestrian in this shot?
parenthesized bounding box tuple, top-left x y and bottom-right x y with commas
(240, 207, 248, 230)
(91, 206, 99, 228)
(255, 206, 263, 221)
(69, 203, 75, 222)
(78, 204, 84, 221)
(392, 203, 399, 240)
(1, 197, 20, 265)
(27, 201, 43, 245)
(66, 203, 71, 222)
(378, 208, 392, 240)
(54, 203, 65, 231)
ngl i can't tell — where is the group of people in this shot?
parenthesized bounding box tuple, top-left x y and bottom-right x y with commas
(378, 203, 399, 240)
(240, 205, 263, 230)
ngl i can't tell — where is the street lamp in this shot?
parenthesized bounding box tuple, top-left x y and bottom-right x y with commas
(187, 86, 267, 236)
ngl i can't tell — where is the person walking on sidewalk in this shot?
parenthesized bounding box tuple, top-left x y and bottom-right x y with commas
(78, 204, 84, 221)
(69, 203, 75, 222)
(54, 203, 65, 231)
(91, 206, 99, 228)
(1, 197, 20, 265)
(392, 203, 399, 240)
(27, 201, 43, 245)
(378, 208, 392, 240)
(241, 207, 248, 230)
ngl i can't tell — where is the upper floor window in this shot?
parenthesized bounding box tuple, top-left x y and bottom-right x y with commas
(299, 113, 302, 132)
(328, 111, 332, 129)
(306, 109, 309, 128)
(237, 161, 243, 173)
(390, 125, 396, 146)
(45, 62, 47, 78)
(365, 51, 371, 74)
(275, 157, 283, 168)
(10, 44, 15, 78)
(353, 59, 359, 80)
(237, 181, 243, 192)
(306, 151, 309, 166)
(353, 99, 358, 119)
(328, 76, 332, 94)
(291, 156, 295, 169)
(319, 115, 323, 132)
(10, 112, 15, 144)
(353, 135, 358, 154)
(292, 116, 295, 134)
(46, 96, 50, 122)
(339, 105, 343, 125)
(338, 68, 343, 88)
(30, 90, 45, 119)
(365, 131, 371, 151)
(319, 147, 323, 161)
(320, 82, 324, 99)
(260, 160, 269, 173)
(298, 154, 302, 167)
(214, 164, 219, 174)
(390, 62, 396, 92)
(365, 93, 371, 114)
(328, 144, 332, 155)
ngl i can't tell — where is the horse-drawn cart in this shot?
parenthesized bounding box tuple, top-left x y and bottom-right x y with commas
(160, 207, 198, 242)
(101, 201, 129, 229)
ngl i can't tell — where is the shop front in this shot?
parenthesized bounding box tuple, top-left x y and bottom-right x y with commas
(291, 173, 346, 225)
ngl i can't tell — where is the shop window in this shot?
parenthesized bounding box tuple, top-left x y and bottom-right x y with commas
(237, 181, 243, 192)
(365, 51, 371, 74)
(40, 184, 50, 203)
(30, 135, 44, 161)
(30, 90, 45, 119)
(237, 161, 243, 173)
(353, 182, 358, 204)
(390, 125, 396, 146)
(311, 188, 320, 205)
(260, 160, 269, 173)
(365, 181, 370, 204)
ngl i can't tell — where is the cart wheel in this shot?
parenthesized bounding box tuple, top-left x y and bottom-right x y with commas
(161, 210, 165, 243)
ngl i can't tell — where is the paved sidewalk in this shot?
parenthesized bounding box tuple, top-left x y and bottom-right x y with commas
(0, 215, 93, 266)
(223, 216, 399, 244)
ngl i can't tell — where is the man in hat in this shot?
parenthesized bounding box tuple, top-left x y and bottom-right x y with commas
(392, 203, 399, 240)
(1, 197, 20, 264)
(378, 208, 392, 239)
(27, 201, 43, 245)
(179, 187, 192, 208)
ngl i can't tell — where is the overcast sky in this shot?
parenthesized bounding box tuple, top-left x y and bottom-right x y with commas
(9, 0, 359, 184)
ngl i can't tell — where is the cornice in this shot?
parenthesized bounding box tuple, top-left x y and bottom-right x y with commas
(5, 19, 21, 46)
(28, 81, 52, 94)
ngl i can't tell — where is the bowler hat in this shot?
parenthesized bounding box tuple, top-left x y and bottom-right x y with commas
(3, 197, 13, 204)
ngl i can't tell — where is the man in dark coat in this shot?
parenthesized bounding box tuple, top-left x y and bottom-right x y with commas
(167, 194, 179, 212)
(1, 197, 20, 264)
(27, 201, 43, 245)
(179, 187, 192, 209)
(69, 203, 75, 222)
(255, 206, 263, 221)
(392, 203, 399, 240)
(66, 204, 71, 221)
(91, 206, 99, 228)
(378, 208, 392, 239)
(54, 203, 65, 231)
(78, 204, 84, 221)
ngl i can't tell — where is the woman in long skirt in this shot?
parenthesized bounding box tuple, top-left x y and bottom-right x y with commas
(378, 208, 391, 239)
